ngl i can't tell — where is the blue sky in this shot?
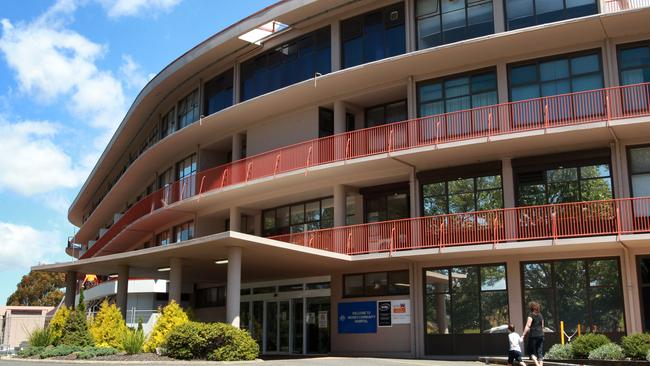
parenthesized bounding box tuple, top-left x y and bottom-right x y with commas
(0, 0, 276, 303)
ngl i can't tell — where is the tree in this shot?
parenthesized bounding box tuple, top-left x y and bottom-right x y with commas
(6, 270, 66, 306)
(89, 300, 127, 350)
(49, 305, 71, 345)
(143, 301, 189, 353)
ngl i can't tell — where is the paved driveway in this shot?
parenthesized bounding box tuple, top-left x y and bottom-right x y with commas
(0, 357, 484, 366)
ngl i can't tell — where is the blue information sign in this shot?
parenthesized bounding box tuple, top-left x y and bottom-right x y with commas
(338, 301, 377, 334)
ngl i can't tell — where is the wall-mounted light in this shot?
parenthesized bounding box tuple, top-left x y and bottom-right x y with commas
(215, 259, 229, 265)
(158, 267, 171, 272)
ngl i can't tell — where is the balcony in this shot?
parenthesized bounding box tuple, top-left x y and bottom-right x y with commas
(271, 197, 650, 255)
(79, 82, 650, 259)
(603, 0, 650, 12)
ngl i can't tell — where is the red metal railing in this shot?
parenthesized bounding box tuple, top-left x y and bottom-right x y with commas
(80, 83, 650, 259)
(271, 197, 650, 255)
(603, 0, 650, 12)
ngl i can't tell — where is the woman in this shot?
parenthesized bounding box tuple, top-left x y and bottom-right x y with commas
(522, 302, 544, 366)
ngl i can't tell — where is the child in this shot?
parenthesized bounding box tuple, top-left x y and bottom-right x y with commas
(508, 324, 526, 366)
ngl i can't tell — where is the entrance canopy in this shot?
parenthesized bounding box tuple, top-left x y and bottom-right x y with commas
(34, 232, 354, 283)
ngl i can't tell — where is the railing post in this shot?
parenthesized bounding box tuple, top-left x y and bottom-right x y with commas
(347, 232, 353, 255)
(388, 129, 394, 153)
(487, 112, 493, 141)
(551, 210, 557, 242)
(616, 206, 622, 239)
(345, 137, 352, 160)
(305, 144, 313, 176)
(544, 101, 549, 129)
(220, 168, 229, 189)
(493, 216, 499, 249)
(198, 176, 205, 194)
(245, 162, 253, 182)
(274, 154, 281, 176)
(390, 225, 396, 255)
(439, 221, 445, 249)
(606, 94, 612, 123)
(435, 121, 440, 147)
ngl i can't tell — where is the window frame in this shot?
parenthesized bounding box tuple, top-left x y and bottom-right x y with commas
(173, 220, 195, 243)
(626, 143, 650, 198)
(364, 99, 408, 128)
(195, 286, 226, 308)
(503, 0, 598, 31)
(262, 196, 335, 237)
(361, 182, 411, 223)
(177, 89, 199, 129)
(520, 256, 625, 334)
(203, 69, 234, 116)
(343, 269, 411, 298)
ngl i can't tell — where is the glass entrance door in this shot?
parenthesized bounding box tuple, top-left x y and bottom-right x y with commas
(306, 297, 330, 354)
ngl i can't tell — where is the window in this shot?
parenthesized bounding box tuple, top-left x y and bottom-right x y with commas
(418, 70, 497, 117)
(318, 107, 334, 137)
(195, 286, 225, 308)
(637, 256, 650, 331)
(241, 27, 331, 101)
(618, 43, 650, 85)
(415, 0, 493, 50)
(177, 90, 199, 129)
(365, 100, 407, 128)
(421, 164, 503, 215)
(362, 184, 410, 223)
(158, 168, 174, 189)
(203, 70, 233, 116)
(343, 270, 410, 297)
(505, 0, 597, 31)
(522, 258, 624, 333)
(508, 51, 604, 126)
(628, 146, 650, 198)
(160, 108, 175, 139)
(176, 154, 197, 199)
(341, 3, 406, 69)
(424, 264, 508, 335)
(262, 197, 334, 236)
(514, 150, 613, 206)
(174, 221, 194, 242)
(155, 230, 171, 246)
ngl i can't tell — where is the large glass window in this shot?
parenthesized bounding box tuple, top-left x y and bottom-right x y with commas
(514, 151, 613, 206)
(174, 220, 194, 242)
(341, 3, 406, 69)
(155, 230, 171, 246)
(365, 100, 407, 128)
(522, 258, 624, 333)
(363, 184, 410, 223)
(177, 90, 199, 129)
(343, 270, 410, 297)
(505, 0, 597, 31)
(424, 264, 508, 335)
(618, 43, 650, 85)
(262, 197, 334, 236)
(195, 286, 225, 308)
(203, 70, 233, 116)
(415, 0, 493, 50)
(240, 27, 331, 101)
(176, 154, 197, 199)
(160, 108, 175, 139)
(418, 70, 497, 117)
(637, 256, 650, 331)
(628, 146, 650, 198)
(422, 173, 503, 215)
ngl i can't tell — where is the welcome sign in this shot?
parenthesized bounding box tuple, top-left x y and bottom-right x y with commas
(338, 301, 377, 333)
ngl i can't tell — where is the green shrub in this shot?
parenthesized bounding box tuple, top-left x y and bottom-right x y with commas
(17, 346, 44, 358)
(59, 309, 94, 347)
(38, 344, 82, 359)
(545, 343, 573, 360)
(588, 343, 625, 360)
(143, 301, 189, 353)
(28, 327, 55, 347)
(621, 333, 650, 359)
(164, 322, 258, 361)
(75, 346, 118, 359)
(646, 349, 650, 361)
(48, 305, 70, 345)
(209, 324, 259, 361)
(89, 300, 127, 350)
(123, 326, 145, 355)
(571, 333, 611, 359)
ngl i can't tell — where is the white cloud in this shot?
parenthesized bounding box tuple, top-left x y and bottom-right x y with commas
(0, 222, 60, 271)
(99, 0, 182, 18)
(0, 3, 126, 130)
(0, 120, 87, 196)
(120, 54, 155, 91)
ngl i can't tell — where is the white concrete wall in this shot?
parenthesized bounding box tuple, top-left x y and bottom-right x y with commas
(246, 107, 319, 156)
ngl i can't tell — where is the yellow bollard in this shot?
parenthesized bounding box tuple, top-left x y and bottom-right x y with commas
(578, 323, 581, 337)
(560, 321, 565, 345)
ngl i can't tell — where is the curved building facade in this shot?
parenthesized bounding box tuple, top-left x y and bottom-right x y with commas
(36, 0, 650, 357)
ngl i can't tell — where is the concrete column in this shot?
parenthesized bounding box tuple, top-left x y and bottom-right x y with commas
(232, 134, 243, 161)
(169, 258, 183, 304)
(331, 21, 341, 72)
(405, 0, 416, 53)
(233, 62, 241, 104)
(333, 100, 347, 134)
(409, 168, 420, 218)
(230, 206, 242, 232)
(334, 184, 347, 227)
(407, 76, 417, 120)
(226, 246, 242, 328)
(64, 271, 77, 309)
(507, 258, 524, 332)
(621, 248, 641, 333)
(116, 266, 129, 320)
(253, 212, 262, 236)
(493, 0, 506, 33)
(502, 158, 517, 241)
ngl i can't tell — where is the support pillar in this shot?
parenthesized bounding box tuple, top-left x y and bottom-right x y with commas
(334, 184, 347, 227)
(502, 158, 517, 240)
(507, 257, 524, 332)
(116, 266, 129, 321)
(169, 258, 183, 304)
(333, 101, 347, 134)
(331, 21, 341, 72)
(232, 134, 243, 161)
(226, 246, 242, 328)
(230, 206, 242, 232)
(64, 271, 77, 309)
(493, 0, 506, 33)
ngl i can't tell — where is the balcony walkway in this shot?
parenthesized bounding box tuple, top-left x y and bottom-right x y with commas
(81, 83, 650, 259)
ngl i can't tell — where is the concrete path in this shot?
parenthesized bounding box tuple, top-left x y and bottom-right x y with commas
(0, 357, 484, 366)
